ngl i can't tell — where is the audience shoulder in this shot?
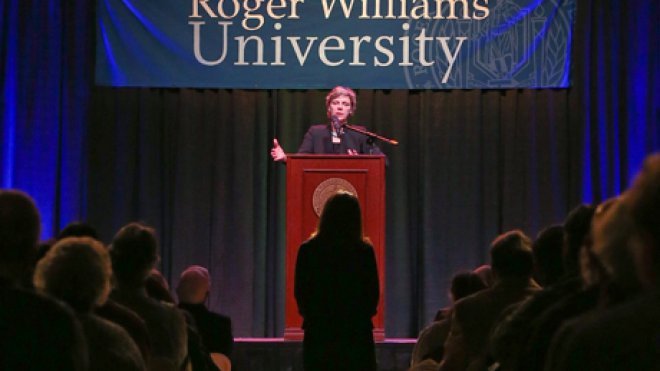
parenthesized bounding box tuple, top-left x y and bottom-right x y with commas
(0, 287, 88, 370)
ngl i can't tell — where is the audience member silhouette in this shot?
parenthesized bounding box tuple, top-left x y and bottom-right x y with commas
(627, 153, 660, 290)
(177, 265, 234, 370)
(439, 230, 540, 371)
(532, 225, 565, 287)
(109, 222, 188, 371)
(57, 221, 100, 240)
(488, 224, 568, 369)
(144, 267, 220, 371)
(472, 264, 494, 287)
(54, 220, 154, 364)
(545, 153, 660, 371)
(33, 237, 146, 371)
(145, 268, 177, 304)
(590, 198, 643, 297)
(412, 271, 487, 366)
(95, 291, 153, 366)
(433, 272, 487, 322)
(295, 191, 379, 371)
(0, 189, 88, 370)
(504, 204, 600, 371)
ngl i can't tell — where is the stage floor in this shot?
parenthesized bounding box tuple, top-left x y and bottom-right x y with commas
(233, 338, 416, 371)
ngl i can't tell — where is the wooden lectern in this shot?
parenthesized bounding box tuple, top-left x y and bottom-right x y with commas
(284, 154, 386, 341)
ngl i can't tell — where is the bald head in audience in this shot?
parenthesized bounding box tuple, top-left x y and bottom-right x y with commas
(177, 265, 210, 304)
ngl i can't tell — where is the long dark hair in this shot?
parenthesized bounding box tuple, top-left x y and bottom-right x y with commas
(316, 191, 363, 243)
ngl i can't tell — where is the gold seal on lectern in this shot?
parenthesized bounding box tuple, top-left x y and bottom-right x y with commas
(312, 178, 358, 217)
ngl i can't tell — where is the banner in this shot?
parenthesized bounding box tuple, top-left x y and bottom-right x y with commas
(96, 0, 576, 89)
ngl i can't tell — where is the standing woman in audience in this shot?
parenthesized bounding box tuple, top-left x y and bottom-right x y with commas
(294, 191, 380, 371)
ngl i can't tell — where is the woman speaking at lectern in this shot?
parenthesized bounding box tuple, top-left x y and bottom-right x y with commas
(270, 86, 385, 161)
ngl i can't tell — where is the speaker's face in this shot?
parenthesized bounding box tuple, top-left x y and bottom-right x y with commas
(328, 95, 352, 123)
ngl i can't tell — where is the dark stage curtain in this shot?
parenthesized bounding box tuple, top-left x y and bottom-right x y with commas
(1, 0, 658, 337)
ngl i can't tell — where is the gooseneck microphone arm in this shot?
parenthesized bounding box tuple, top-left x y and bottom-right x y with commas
(342, 124, 399, 146)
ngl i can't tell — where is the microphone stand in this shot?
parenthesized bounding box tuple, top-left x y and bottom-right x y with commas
(342, 124, 399, 146)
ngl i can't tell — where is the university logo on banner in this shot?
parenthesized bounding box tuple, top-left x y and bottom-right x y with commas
(96, 0, 576, 89)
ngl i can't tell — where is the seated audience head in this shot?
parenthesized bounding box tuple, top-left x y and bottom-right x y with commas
(317, 191, 363, 242)
(624, 153, 660, 289)
(449, 271, 487, 302)
(145, 268, 175, 303)
(33, 237, 112, 313)
(563, 203, 596, 275)
(176, 265, 211, 304)
(575, 200, 613, 288)
(109, 222, 159, 288)
(0, 189, 41, 283)
(590, 197, 642, 294)
(472, 264, 495, 287)
(57, 221, 100, 241)
(532, 224, 566, 287)
(489, 230, 534, 281)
